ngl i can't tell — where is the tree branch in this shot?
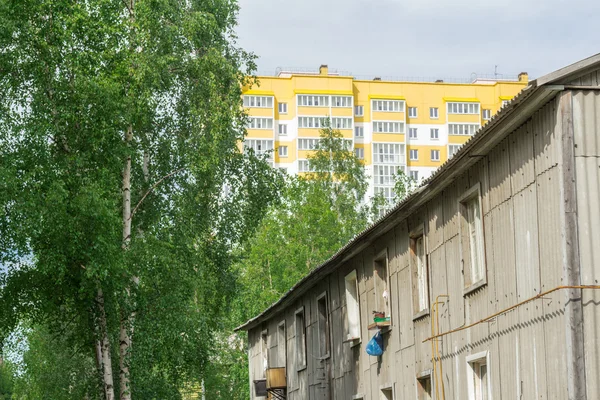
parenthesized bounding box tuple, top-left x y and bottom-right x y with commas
(129, 167, 186, 221)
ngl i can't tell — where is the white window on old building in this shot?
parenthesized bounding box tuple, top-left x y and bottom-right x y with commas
(295, 307, 306, 371)
(467, 352, 490, 400)
(344, 270, 361, 340)
(460, 184, 486, 289)
(411, 234, 428, 314)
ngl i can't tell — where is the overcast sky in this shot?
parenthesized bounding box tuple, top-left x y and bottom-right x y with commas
(235, 0, 600, 80)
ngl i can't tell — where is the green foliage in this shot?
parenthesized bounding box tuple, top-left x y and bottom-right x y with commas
(393, 168, 418, 202)
(0, 361, 14, 400)
(9, 325, 100, 400)
(0, 0, 281, 398)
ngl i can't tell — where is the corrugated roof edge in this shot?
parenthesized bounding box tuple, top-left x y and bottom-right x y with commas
(235, 53, 600, 333)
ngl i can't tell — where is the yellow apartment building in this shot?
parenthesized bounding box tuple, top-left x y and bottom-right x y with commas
(242, 65, 528, 201)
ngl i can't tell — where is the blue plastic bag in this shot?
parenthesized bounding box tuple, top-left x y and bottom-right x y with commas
(366, 331, 383, 356)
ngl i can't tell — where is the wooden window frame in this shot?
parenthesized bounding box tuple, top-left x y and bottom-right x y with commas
(316, 292, 330, 359)
(416, 369, 433, 400)
(261, 329, 269, 377)
(294, 307, 307, 372)
(277, 321, 286, 368)
(374, 248, 392, 325)
(344, 269, 362, 341)
(410, 226, 430, 320)
(459, 183, 487, 295)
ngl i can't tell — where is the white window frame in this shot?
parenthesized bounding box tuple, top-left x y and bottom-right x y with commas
(501, 100, 509, 107)
(332, 96, 352, 108)
(447, 102, 480, 115)
(354, 148, 364, 160)
(354, 105, 364, 117)
(466, 351, 491, 400)
(298, 159, 315, 173)
(482, 109, 491, 120)
(459, 184, 486, 293)
(295, 307, 307, 371)
(298, 138, 321, 150)
(408, 107, 418, 118)
(278, 102, 288, 114)
(409, 128, 418, 139)
(448, 144, 462, 158)
(243, 95, 273, 108)
(410, 149, 419, 161)
(373, 121, 405, 134)
(298, 95, 329, 107)
(298, 116, 327, 129)
(429, 107, 439, 119)
(278, 123, 288, 135)
(409, 170, 419, 181)
(278, 146, 288, 157)
(354, 126, 364, 138)
(344, 270, 361, 341)
(448, 123, 480, 136)
(247, 117, 274, 130)
(430, 150, 440, 162)
(372, 99, 405, 113)
(331, 117, 353, 130)
(430, 128, 439, 140)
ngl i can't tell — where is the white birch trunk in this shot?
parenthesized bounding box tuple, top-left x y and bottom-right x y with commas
(120, 124, 133, 400)
(98, 288, 115, 400)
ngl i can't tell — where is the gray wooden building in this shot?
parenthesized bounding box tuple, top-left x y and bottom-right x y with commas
(236, 54, 600, 400)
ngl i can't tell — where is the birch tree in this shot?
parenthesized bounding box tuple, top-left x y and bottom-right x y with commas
(0, 0, 280, 398)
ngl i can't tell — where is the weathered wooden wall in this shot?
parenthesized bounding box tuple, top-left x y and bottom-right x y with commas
(247, 87, 600, 400)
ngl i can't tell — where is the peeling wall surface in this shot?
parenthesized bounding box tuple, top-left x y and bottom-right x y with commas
(245, 69, 600, 400)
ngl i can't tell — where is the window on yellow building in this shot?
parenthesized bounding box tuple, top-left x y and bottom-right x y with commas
(408, 107, 418, 118)
(448, 144, 462, 158)
(243, 95, 273, 108)
(354, 126, 364, 138)
(354, 148, 364, 160)
(298, 138, 321, 150)
(278, 124, 287, 135)
(373, 121, 404, 133)
(278, 146, 288, 157)
(410, 149, 418, 161)
(332, 117, 352, 130)
(247, 117, 273, 130)
(298, 95, 329, 107)
(372, 100, 404, 112)
(332, 96, 352, 107)
(278, 102, 288, 114)
(482, 109, 491, 120)
(409, 170, 419, 181)
(448, 123, 480, 135)
(409, 128, 418, 139)
(447, 102, 480, 115)
(354, 105, 364, 117)
(430, 128, 439, 140)
(429, 107, 439, 119)
(430, 150, 440, 161)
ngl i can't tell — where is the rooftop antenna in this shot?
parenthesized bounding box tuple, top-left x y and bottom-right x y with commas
(494, 65, 499, 79)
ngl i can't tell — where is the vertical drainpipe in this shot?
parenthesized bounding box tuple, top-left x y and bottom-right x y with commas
(558, 90, 587, 400)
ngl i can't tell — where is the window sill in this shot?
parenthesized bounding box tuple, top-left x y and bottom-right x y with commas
(343, 337, 362, 347)
(463, 279, 487, 296)
(412, 309, 430, 321)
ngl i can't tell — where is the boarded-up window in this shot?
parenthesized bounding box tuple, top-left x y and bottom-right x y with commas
(460, 184, 486, 290)
(277, 321, 286, 368)
(317, 293, 330, 358)
(411, 232, 429, 315)
(344, 270, 361, 340)
(295, 308, 306, 371)
(374, 250, 391, 318)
